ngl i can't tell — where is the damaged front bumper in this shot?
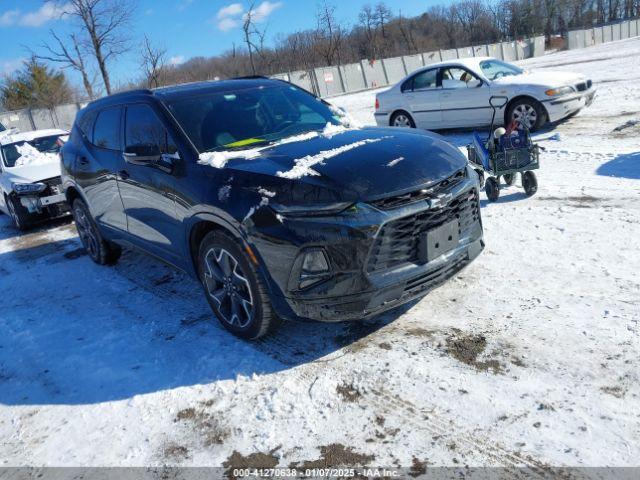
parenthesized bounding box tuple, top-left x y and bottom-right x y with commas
(249, 172, 484, 322)
(15, 177, 70, 218)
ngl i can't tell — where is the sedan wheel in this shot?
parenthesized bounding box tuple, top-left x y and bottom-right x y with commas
(508, 99, 545, 131)
(512, 104, 537, 130)
(390, 111, 415, 128)
(74, 205, 100, 260)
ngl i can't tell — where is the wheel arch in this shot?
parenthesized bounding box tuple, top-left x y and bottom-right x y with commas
(389, 109, 415, 127)
(504, 95, 548, 125)
(186, 213, 245, 277)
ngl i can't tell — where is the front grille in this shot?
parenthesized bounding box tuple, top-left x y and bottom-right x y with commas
(366, 188, 479, 273)
(576, 79, 592, 92)
(42, 176, 63, 196)
(370, 168, 466, 211)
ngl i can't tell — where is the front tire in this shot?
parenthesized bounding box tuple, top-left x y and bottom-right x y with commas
(522, 171, 538, 196)
(6, 194, 31, 231)
(390, 111, 416, 128)
(198, 231, 279, 340)
(72, 199, 121, 265)
(507, 98, 546, 131)
(485, 177, 500, 202)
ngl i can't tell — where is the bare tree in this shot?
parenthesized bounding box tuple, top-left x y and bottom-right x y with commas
(33, 30, 96, 100)
(315, 1, 344, 66)
(140, 35, 166, 88)
(55, 0, 134, 95)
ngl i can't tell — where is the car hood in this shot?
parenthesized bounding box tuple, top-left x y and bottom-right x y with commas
(217, 127, 467, 203)
(493, 69, 587, 88)
(4, 161, 61, 184)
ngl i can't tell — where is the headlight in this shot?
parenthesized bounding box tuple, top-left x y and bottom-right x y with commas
(270, 202, 354, 217)
(545, 86, 574, 96)
(12, 182, 46, 195)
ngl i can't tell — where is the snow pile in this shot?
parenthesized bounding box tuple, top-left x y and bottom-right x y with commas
(328, 103, 363, 128)
(14, 143, 58, 167)
(257, 187, 276, 198)
(277, 138, 383, 179)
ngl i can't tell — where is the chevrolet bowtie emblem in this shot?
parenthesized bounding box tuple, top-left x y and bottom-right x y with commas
(429, 193, 452, 209)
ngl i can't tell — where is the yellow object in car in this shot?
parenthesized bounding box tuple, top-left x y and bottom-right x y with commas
(224, 138, 266, 148)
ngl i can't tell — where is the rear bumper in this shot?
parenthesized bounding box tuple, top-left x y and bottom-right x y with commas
(544, 89, 596, 122)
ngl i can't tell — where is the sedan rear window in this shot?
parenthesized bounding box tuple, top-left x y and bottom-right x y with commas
(166, 85, 339, 153)
(480, 60, 523, 80)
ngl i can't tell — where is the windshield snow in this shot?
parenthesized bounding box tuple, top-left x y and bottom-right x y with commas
(480, 59, 523, 80)
(1, 135, 62, 168)
(166, 85, 342, 154)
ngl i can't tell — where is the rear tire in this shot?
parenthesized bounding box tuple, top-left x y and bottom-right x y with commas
(522, 171, 538, 197)
(6, 194, 31, 231)
(390, 111, 416, 128)
(72, 199, 121, 265)
(503, 173, 517, 186)
(197, 231, 280, 340)
(485, 177, 500, 202)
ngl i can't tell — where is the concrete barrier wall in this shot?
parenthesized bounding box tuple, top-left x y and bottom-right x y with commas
(289, 70, 315, 93)
(361, 60, 387, 89)
(603, 24, 613, 42)
(473, 45, 488, 57)
(584, 29, 595, 46)
(457, 46, 474, 58)
(382, 57, 406, 84)
(340, 63, 366, 93)
(612, 22, 621, 40)
(501, 41, 517, 61)
(621, 20, 630, 38)
(487, 43, 503, 60)
(402, 54, 424, 74)
(423, 51, 441, 65)
(440, 49, 458, 60)
(314, 66, 344, 97)
(568, 29, 585, 49)
(533, 36, 546, 57)
(630, 19, 638, 37)
(0, 110, 34, 132)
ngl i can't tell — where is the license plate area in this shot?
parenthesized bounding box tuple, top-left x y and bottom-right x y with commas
(418, 220, 459, 263)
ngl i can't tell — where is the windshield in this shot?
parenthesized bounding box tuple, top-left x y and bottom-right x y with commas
(480, 59, 523, 80)
(1, 135, 62, 168)
(166, 85, 340, 153)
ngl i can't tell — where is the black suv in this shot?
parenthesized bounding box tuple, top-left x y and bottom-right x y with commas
(61, 79, 484, 339)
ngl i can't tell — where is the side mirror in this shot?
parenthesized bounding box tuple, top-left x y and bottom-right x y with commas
(123, 144, 161, 165)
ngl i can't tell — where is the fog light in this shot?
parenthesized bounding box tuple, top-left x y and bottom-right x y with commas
(302, 249, 329, 273)
(299, 249, 330, 289)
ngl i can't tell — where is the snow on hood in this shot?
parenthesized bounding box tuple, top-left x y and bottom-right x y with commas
(198, 122, 356, 169)
(14, 143, 59, 167)
(276, 137, 386, 179)
(493, 69, 587, 88)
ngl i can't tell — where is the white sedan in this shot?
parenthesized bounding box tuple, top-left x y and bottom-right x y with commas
(0, 128, 70, 230)
(374, 57, 595, 131)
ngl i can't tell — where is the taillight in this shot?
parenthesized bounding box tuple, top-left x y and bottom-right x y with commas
(375, 98, 379, 110)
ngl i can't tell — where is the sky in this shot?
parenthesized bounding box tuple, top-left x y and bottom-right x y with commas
(0, 0, 437, 90)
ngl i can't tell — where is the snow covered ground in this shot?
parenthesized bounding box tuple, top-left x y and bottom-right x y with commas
(0, 38, 638, 470)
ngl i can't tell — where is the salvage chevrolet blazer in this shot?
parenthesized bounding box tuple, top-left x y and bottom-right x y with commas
(61, 79, 484, 339)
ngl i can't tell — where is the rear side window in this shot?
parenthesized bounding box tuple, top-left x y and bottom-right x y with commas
(402, 69, 438, 92)
(125, 104, 177, 154)
(77, 110, 98, 142)
(93, 107, 121, 150)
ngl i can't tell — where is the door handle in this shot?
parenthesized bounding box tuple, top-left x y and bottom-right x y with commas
(78, 156, 89, 166)
(119, 170, 130, 180)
